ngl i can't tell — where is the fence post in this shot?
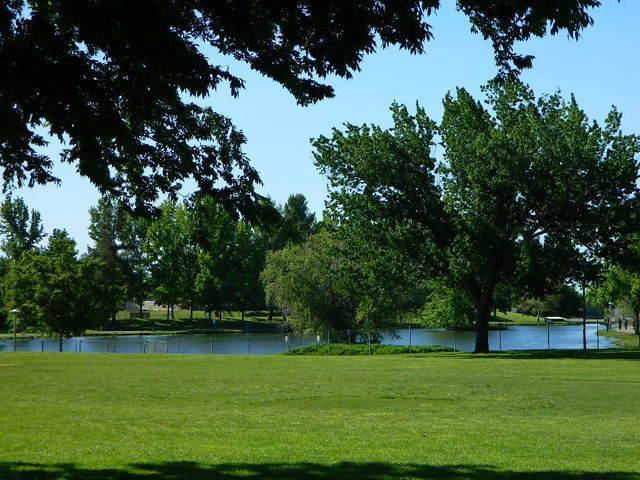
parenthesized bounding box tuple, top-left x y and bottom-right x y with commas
(247, 334, 251, 355)
(79, 340, 82, 353)
(41, 340, 44, 352)
(499, 328, 502, 351)
(409, 325, 412, 354)
(547, 320, 550, 350)
(596, 321, 600, 350)
(210, 337, 214, 354)
(453, 331, 457, 353)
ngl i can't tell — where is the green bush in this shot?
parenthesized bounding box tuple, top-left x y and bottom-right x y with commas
(286, 343, 453, 356)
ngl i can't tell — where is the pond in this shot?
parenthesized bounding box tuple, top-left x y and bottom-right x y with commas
(0, 323, 615, 354)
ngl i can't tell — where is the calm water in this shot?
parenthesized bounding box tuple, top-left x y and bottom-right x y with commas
(0, 324, 615, 354)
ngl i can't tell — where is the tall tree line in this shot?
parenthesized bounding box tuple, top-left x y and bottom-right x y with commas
(0, 193, 317, 342)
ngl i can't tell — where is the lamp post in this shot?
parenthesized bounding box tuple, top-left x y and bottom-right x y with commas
(10, 309, 19, 352)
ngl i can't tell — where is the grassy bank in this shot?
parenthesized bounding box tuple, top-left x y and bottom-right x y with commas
(0, 309, 282, 339)
(599, 330, 640, 349)
(286, 344, 453, 355)
(1, 351, 639, 479)
(492, 311, 574, 326)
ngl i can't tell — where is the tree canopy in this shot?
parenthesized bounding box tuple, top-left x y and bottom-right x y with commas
(0, 196, 45, 260)
(314, 82, 640, 352)
(1, 1, 606, 215)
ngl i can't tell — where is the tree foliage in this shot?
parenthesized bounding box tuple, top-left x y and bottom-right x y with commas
(261, 228, 423, 332)
(1, 1, 606, 213)
(314, 82, 640, 352)
(419, 277, 474, 329)
(3, 230, 92, 349)
(261, 231, 357, 332)
(592, 265, 640, 334)
(86, 199, 129, 326)
(0, 195, 45, 260)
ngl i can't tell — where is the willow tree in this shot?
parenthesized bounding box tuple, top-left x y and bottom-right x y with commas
(314, 83, 640, 353)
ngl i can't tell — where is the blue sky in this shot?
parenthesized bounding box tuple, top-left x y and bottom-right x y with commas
(13, 0, 640, 252)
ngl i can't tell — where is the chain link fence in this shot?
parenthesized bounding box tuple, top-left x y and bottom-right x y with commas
(0, 322, 615, 354)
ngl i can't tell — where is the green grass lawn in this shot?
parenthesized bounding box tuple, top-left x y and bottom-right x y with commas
(491, 311, 573, 325)
(493, 311, 541, 325)
(599, 330, 640, 349)
(1, 351, 639, 479)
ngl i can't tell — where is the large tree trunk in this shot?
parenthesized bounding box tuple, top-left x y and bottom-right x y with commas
(139, 303, 143, 319)
(166, 304, 170, 321)
(189, 302, 193, 321)
(472, 282, 495, 354)
(170, 304, 174, 319)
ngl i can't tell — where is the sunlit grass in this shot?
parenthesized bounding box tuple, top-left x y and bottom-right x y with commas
(1, 351, 639, 479)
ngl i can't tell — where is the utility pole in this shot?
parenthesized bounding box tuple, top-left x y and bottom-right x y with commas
(10, 309, 19, 352)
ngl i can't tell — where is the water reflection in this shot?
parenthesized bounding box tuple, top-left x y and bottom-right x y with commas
(0, 324, 616, 354)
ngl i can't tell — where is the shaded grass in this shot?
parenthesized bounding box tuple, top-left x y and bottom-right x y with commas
(0, 352, 639, 479)
(1, 461, 638, 480)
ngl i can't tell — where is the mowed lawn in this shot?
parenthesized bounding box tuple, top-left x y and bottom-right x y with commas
(0, 352, 639, 479)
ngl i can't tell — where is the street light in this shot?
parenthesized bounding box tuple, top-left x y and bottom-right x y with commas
(10, 309, 19, 352)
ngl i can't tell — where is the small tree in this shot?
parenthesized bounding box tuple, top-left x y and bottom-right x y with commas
(594, 265, 640, 335)
(261, 231, 357, 332)
(4, 230, 90, 351)
(0, 195, 45, 261)
(193, 196, 236, 323)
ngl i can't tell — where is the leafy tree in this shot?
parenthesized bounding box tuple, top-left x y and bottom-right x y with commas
(314, 83, 640, 352)
(77, 255, 123, 330)
(542, 285, 582, 318)
(193, 196, 236, 323)
(261, 231, 357, 332)
(0, 196, 45, 260)
(593, 265, 640, 335)
(145, 201, 195, 319)
(419, 277, 474, 329)
(117, 210, 152, 319)
(230, 221, 266, 321)
(262, 228, 420, 333)
(4, 230, 90, 351)
(86, 199, 129, 326)
(493, 283, 515, 315)
(281, 194, 317, 246)
(2, 2, 605, 213)
(0, 256, 10, 328)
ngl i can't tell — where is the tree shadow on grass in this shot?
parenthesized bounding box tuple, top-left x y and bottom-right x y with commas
(460, 349, 640, 361)
(1, 461, 637, 480)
